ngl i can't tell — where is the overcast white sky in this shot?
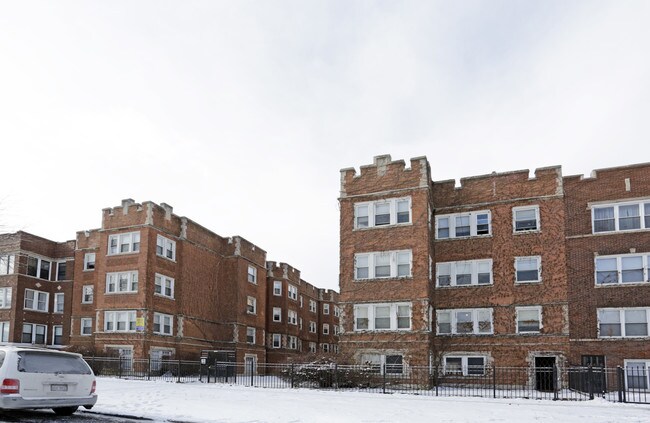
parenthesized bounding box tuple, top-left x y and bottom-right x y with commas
(1, 1, 649, 290)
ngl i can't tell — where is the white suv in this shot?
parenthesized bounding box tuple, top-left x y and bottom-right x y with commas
(0, 344, 97, 416)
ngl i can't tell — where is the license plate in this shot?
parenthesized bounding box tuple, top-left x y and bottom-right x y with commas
(51, 384, 68, 392)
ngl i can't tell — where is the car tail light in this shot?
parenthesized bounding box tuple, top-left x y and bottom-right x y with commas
(1, 379, 20, 394)
(90, 380, 96, 394)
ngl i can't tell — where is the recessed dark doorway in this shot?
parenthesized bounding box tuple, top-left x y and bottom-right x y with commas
(535, 356, 556, 392)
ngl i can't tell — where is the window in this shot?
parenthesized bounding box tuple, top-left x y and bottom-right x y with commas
(26, 256, 51, 280)
(309, 300, 317, 313)
(323, 324, 330, 335)
(273, 307, 282, 322)
(155, 274, 175, 298)
(595, 254, 650, 285)
(82, 285, 94, 304)
(84, 253, 96, 270)
(299, 317, 303, 330)
(323, 303, 330, 315)
(54, 293, 64, 313)
(246, 327, 256, 344)
(624, 360, 650, 390)
(359, 353, 404, 374)
(436, 308, 493, 335)
(354, 250, 412, 280)
(22, 323, 46, 344)
(106, 271, 138, 293)
(56, 261, 67, 281)
(81, 318, 93, 336)
(322, 343, 330, 353)
(598, 308, 649, 338)
(309, 342, 316, 353)
(0, 321, 9, 342)
(515, 256, 542, 283)
(52, 325, 63, 345)
(354, 303, 412, 331)
(0, 288, 12, 309)
(24, 289, 48, 312)
(435, 210, 491, 239)
(300, 295, 303, 308)
(0, 254, 15, 275)
(153, 313, 173, 335)
(444, 356, 486, 376)
(288, 310, 297, 325)
(334, 325, 340, 335)
(109, 231, 141, 255)
(247, 265, 257, 284)
(104, 311, 137, 332)
(247, 296, 257, 314)
(273, 281, 282, 296)
(592, 201, 650, 233)
(436, 259, 493, 287)
(288, 284, 298, 300)
(288, 336, 298, 350)
(155, 235, 175, 260)
(334, 306, 341, 317)
(333, 345, 339, 354)
(272, 334, 281, 348)
(354, 197, 411, 228)
(516, 306, 542, 333)
(309, 321, 316, 333)
(513, 206, 540, 232)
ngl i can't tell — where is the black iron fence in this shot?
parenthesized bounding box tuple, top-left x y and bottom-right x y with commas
(84, 357, 649, 404)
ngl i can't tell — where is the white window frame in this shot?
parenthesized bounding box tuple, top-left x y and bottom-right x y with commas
(0, 287, 12, 309)
(80, 318, 93, 336)
(595, 253, 650, 285)
(83, 252, 96, 271)
(247, 296, 257, 314)
(309, 300, 317, 313)
(323, 323, 330, 335)
(309, 321, 317, 333)
(354, 303, 412, 331)
(435, 210, 492, 239)
(105, 271, 138, 294)
(52, 325, 63, 346)
(288, 284, 298, 300)
(354, 250, 412, 280)
(323, 303, 330, 315)
(273, 307, 282, 322)
(272, 333, 281, 348)
(273, 280, 282, 296)
(623, 359, 650, 390)
(288, 310, 298, 325)
(108, 231, 141, 255)
(104, 310, 137, 333)
(26, 256, 51, 280)
(592, 200, 650, 234)
(516, 306, 543, 334)
(358, 353, 404, 375)
(514, 256, 542, 283)
(436, 308, 494, 335)
(334, 306, 341, 317)
(153, 312, 173, 336)
(156, 234, 176, 261)
(309, 342, 316, 353)
(247, 265, 257, 284)
(82, 285, 94, 304)
(0, 321, 9, 342)
(436, 259, 493, 287)
(334, 324, 340, 335)
(246, 327, 256, 344)
(54, 292, 64, 314)
(354, 197, 412, 229)
(512, 205, 540, 233)
(24, 289, 49, 312)
(598, 308, 650, 338)
(22, 323, 47, 344)
(0, 254, 15, 275)
(55, 261, 67, 281)
(288, 335, 298, 350)
(443, 355, 487, 376)
(154, 273, 175, 299)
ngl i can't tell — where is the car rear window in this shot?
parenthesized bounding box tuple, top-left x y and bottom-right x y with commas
(17, 351, 92, 375)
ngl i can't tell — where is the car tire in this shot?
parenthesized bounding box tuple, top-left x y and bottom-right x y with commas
(53, 406, 79, 416)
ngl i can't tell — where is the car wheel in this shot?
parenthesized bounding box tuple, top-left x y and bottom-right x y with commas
(53, 406, 79, 416)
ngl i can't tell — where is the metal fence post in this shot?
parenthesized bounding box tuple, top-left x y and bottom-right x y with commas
(177, 358, 181, 383)
(553, 365, 559, 401)
(334, 364, 338, 390)
(290, 363, 295, 388)
(587, 365, 593, 400)
(617, 366, 625, 403)
(148, 356, 151, 381)
(382, 364, 387, 394)
(119, 356, 123, 379)
(492, 364, 496, 399)
(250, 360, 254, 387)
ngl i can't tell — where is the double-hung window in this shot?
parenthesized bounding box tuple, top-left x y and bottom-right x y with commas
(435, 210, 491, 239)
(81, 318, 93, 335)
(288, 336, 297, 350)
(309, 300, 317, 313)
(288, 310, 297, 325)
(52, 325, 63, 345)
(272, 334, 281, 348)
(0, 287, 12, 309)
(22, 323, 46, 344)
(513, 206, 540, 232)
(354, 197, 411, 229)
(82, 285, 94, 303)
(592, 201, 650, 233)
(24, 289, 48, 312)
(106, 271, 138, 293)
(104, 310, 137, 332)
(436, 308, 493, 335)
(323, 324, 330, 335)
(54, 293, 64, 313)
(288, 284, 298, 300)
(323, 303, 330, 315)
(624, 360, 650, 390)
(246, 296, 257, 314)
(273, 281, 282, 296)
(83, 253, 96, 270)
(354, 303, 411, 331)
(309, 321, 317, 333)
(108, 231, 140, 255)
(247, 265, 257, 284)
(598, 308, 649, 337)
(0, 321, 9, 342)
(515, 256, 542, 283)
(273, 307, 282, 322)
(444, 356, 486, 376)
(595, 254, 649, 285)
(354, 250, 412, 280)
(246, 327, 256, 344)
(155, 274, 175, 298)
(56, 261, 67, 281)
(26, 256, 51, 280)
(0, 254, 15, 275)
(153, 312, 173, 335)
(436, 259, 493, 287)
(359, 353, 404, 375)
(156, 235, 175, 260)
(516, 306, 542, 333)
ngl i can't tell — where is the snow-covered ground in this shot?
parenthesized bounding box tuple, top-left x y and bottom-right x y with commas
(91, 378, 649, 423)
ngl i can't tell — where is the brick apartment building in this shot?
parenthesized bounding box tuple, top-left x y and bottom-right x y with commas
(339, 155, 650, 378)
(0, 199, 338, 366)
